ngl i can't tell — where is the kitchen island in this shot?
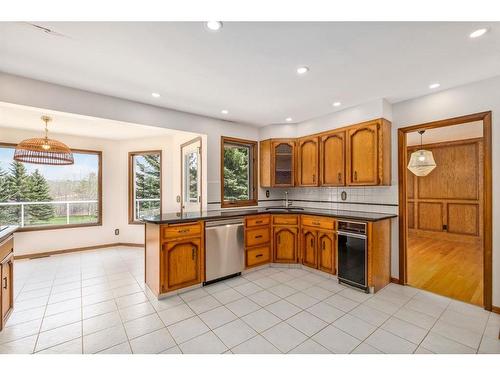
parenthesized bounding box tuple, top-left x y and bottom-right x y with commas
(0, 225, 17, 331)
(143, 208, 396, 299)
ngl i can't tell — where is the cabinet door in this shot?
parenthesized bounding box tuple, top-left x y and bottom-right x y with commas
(347, 123, 379, 185)
(318, 231, 335, 274)
(320, 131, 345, 186)
(301, 229, 317, 269)
(272, 141, 295, 187)
(297, 137, 319, 186)
(162, 238, 201, 292)
(273, 227, 298, 263)
(1, 254, 13, 323)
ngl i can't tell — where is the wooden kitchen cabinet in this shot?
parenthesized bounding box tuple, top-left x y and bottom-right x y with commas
(161, 237, 202, 292)
(346, 119, 391, 186)
(317, 231, 336, 274)
(245, 214, 271, 269)
(145, 221, 204, 297)
(319, 130, 345, 186)
(272, 221, 298, 263)
(296, 136, 319, 187)
(259, 139, 296, 187)
(301, 228, 317, 268)
(300, 216, 336, 274)
(0, 234, 14, 331)
(260, 118, 391, 188)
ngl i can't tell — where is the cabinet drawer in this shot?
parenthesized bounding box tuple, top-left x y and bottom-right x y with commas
(161, 222, 202, 240)
(246, 215, 270, 228)
(272, 215, 299, 225)
(0, 236, 13, 262)
(301, 215, 335, 230)
(245, 227, 270, 247)
(246, 245, 271, 268)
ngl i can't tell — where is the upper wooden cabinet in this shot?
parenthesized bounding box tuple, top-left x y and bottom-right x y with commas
(260, 118, 391, 188)
(320, 130, 345, 186)
(346, 119, 391, 186)
(260, 139, 295, 187)
(296, 136, 319, 187)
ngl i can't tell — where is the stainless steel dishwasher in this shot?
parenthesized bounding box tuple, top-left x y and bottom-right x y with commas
(204, 217, 245, 284)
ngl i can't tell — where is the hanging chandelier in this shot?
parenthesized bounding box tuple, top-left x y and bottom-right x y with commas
(14, 115, 74, 165)
(407, 130, 436, 176)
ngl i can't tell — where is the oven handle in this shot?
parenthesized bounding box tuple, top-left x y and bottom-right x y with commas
(337, 231, 367, 240)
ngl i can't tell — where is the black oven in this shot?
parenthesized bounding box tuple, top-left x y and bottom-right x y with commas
(337, 221, 368, 292)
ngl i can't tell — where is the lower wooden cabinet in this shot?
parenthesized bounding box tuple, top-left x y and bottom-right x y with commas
(300, 224, 336, 274)
(273, 226, 298, 263)
(301, 228, 317, 268)
(0, 235, 14, 331)
(246, 245, 271, 268)
(161, 237, 202, 292)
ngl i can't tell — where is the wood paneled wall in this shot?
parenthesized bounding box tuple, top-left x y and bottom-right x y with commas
(407, 138, 483, 243)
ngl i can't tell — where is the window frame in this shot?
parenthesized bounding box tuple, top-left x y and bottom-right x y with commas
(0, 142, 102, 232)
(128, 150, 163, 224)
(220, 136, 258, 208)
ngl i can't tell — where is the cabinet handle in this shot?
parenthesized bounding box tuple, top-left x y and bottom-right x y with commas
(354, 171, 358, 181)
(338, 173, 342, 182)
(313, 174, 316, 183)
(255, 235, 263, 239)
(178, 229, 190, 233)
(312, 221, 320, 226)
(192, 247, 196, 260)
(255, 220, 263, 224)
(310, 238, 314, 247)
(277, 235, 281, 245)
(255, 254, 263, 258)
(322, 240, 325, 250)
(2, 277, 6, 289)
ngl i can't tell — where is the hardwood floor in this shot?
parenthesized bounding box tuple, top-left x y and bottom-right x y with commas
(407, 235, 483, 306)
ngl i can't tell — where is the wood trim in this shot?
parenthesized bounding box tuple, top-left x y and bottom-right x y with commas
(0, 143, 103, 231)
(491, 305, 500, 315)
(180, 137, 203, 213)
(128, 150, 163, 224)
(398, 111, 493, 311)
(220, 136, 258, 208)
(390, 277, 400, 284)
(13, 242, 144, 260)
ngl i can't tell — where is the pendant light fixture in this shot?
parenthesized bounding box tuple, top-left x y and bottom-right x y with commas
(407, 130, 436, 176)
(14, 116, 74, 165)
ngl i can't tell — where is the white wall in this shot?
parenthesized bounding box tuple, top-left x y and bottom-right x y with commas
(0, 126, 204, 255)
(0, 73, 260, 205)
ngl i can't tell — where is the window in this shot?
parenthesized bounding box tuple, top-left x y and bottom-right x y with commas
(221, 137, 258, 208)
(129, 151, 162, 223)
(0, 144, 101, 230)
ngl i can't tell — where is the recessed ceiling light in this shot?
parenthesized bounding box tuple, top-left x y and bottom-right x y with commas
(332, 102, 341, 107)
(429, 83, 440, 89)
(151, 92, 160, 98)
(206, 21, 223, 31)
(221, 109, 229, 115)
(469, 28, 488, 38)
(285, 117, 293, 122)
(296, 66, 309, 75)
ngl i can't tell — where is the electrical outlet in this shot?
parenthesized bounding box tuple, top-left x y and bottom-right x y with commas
(114, 229, 119, 235)
(266, 190, 270, 198)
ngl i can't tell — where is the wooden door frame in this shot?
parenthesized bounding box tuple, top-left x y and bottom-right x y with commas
(180, 136, 203, 213)
(398, 111, 492, 310)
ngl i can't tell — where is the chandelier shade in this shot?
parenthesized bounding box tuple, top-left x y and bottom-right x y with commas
(407, 130, 436, 177)
(14, 116, 74, 166)
(407, 149, 436, 176)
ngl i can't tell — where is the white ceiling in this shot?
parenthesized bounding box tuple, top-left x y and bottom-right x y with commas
(406, 121, 483, 146)
(0, 22, 499, 126)
(0, 102, 187, 140)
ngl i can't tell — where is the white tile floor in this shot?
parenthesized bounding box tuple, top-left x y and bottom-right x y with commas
(1, 246, 499, 354)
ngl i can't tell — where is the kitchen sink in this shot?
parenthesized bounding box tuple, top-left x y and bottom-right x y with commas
(265, 206, 304, 211)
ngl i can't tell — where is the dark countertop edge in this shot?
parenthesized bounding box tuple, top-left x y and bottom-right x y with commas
(0, 226, 18, 243)
(142, 208, 397, 225)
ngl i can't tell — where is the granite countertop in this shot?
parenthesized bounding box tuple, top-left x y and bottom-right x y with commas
(142, 206, 397, 224)
(0, 225, 18, 243)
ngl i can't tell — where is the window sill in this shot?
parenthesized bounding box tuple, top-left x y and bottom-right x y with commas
(16, 222, 102, 232)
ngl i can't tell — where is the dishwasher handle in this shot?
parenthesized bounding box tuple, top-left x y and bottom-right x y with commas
(205, 218, 245, 228)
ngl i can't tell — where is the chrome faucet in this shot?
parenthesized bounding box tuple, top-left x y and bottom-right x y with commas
(284, 191, 292, 207)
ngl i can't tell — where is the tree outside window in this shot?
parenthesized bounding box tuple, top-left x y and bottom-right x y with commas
(221, 137, 258, 208)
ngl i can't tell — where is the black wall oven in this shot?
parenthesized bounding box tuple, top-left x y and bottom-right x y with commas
(337, 221, 369, 292)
